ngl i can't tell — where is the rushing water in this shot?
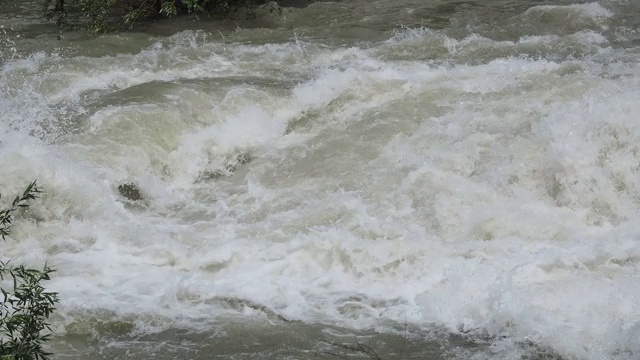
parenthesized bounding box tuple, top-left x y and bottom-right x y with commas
(1, 0, 640, 359)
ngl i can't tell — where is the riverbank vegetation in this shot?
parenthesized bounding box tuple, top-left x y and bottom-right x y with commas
(42, 0, 260, 31)
(0, 181, 59, 360)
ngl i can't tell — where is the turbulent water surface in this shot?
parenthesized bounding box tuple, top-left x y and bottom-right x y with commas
(2, 0, 640, 359)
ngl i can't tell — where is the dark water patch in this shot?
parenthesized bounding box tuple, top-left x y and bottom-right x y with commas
(49, 317, 569, 359)
(49, 318, 455, 359)
(86, 77, 296, 111)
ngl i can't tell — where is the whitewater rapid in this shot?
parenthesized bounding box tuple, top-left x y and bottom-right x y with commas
(1, 1, 640, 359)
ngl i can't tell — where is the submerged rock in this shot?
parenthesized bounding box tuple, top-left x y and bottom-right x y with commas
(117, 183, 143, 201)
(197, 152, 254, 182)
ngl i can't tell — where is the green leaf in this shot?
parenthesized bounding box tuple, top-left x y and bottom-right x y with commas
(0, 181, 58, 360)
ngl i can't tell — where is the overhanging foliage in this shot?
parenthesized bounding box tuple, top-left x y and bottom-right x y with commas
(42, 0, 257, 31)
(1, 181, 59, 360)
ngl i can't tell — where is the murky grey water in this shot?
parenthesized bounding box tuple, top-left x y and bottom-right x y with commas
(2, 0, 640, 359)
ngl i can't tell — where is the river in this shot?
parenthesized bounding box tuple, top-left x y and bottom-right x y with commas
(1, 0, 639, 359)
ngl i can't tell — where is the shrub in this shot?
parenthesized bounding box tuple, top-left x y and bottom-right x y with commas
(0, 181, 59, 360)
(42, 0, 257, 31)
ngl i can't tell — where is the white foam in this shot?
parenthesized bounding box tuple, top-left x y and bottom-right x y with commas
(525, 3, 614, 20)
(1, 21, 640, 360)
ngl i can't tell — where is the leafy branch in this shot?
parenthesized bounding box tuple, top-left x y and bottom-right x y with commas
(1, 181, 59, 360)
(0, 181, 41, 241)
(0, 263, 59, 360)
